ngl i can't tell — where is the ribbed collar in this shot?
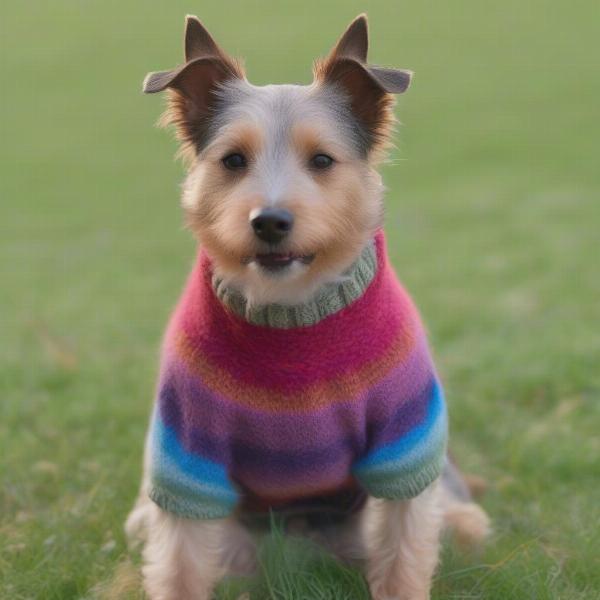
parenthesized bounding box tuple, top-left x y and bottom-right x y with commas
(211, 239, 378, 329)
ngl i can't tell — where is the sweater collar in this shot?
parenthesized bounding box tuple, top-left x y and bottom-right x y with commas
(211, 238, 378, 329)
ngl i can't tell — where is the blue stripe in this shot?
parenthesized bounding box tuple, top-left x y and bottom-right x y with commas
(157, 376, 434, 474)
(151, 413, 239, 505)
(353, 380, 447, 474)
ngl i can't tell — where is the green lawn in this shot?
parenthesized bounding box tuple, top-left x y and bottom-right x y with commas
(1, 1, 599, 598)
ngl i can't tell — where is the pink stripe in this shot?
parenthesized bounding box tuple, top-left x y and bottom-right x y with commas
(170, 233, 421, 391)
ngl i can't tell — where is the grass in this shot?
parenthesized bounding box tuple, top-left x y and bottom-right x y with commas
(1, 0, 599, 598)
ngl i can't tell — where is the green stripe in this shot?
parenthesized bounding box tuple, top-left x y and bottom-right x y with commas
(361, 452, 446, 500)
(149, 486, 233, 520)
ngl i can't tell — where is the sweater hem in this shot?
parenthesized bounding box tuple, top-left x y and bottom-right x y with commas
(149, 486, 233, 520)
(358, 460, 444, 500)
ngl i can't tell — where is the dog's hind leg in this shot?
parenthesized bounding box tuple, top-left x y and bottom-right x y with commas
(439, 458, 491, 547)
(142, 503, 227, 600)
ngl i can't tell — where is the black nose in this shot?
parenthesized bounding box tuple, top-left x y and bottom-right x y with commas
(250, 208, 294, 244)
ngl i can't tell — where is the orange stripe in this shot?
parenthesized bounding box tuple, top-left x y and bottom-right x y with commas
(175, 322, 417, 413)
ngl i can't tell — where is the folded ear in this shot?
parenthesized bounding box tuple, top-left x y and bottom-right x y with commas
(313, 14, 413, 155)
(142, 16, 244, 157)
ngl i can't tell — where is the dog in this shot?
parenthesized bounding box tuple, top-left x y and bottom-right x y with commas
(125, 14, 490, 600)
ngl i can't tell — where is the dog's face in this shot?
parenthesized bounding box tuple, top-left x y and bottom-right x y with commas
(144, 15, 411, 304)
(181, 81, 385, 305)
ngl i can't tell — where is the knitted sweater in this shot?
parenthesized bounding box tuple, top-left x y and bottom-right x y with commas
(149, 231, 448, 519)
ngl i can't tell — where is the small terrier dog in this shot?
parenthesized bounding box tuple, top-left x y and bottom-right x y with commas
(126, 14, 489, 600)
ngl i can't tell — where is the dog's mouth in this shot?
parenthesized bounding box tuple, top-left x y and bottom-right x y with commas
(246, 252, 315, 272)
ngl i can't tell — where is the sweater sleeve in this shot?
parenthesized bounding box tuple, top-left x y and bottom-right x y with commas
(352, 377, 448, 500)
(148, 405, 240, 520)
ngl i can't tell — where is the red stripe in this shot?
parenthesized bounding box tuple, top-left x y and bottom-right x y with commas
(169, 232, 421, 394)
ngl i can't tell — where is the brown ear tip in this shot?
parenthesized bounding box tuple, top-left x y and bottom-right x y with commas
(185, 14, 200, 23)
(142, 72, 162, 94)
(398, 72, 414, 94)
(349, 13, 368, 30)
(392, 69, 414, 93)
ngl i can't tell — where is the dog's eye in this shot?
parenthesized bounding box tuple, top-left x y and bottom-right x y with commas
(310, 154, 334, 170)
(222, 153, 247, 170)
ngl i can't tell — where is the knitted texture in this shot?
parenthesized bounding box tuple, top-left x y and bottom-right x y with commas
(213, 240, 377, 328)
(149, 231, 448, 519)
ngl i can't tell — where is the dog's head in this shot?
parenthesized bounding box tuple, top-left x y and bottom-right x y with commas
(144, 15, 412, 304)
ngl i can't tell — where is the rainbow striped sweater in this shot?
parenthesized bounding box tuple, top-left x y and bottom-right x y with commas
(149, 232, 448, 519)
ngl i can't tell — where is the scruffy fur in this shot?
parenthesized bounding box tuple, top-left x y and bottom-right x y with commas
(128, 14, 490, 600)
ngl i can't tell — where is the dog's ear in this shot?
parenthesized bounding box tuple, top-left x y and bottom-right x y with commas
(313, 14, 413, 155)
(143, 16, 244, 157)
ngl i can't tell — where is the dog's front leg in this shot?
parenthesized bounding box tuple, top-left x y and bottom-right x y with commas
(367, 485, 442, 600)
(142, 504, 226, 600)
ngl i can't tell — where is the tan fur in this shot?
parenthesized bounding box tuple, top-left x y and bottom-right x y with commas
(159, 54, 246, 166)
(439, 479, 491, 548)
(463, 473, 489, 498)
(141, 504, 225, 600)
(313, 57, 397, 162)
(444, 502, 491, 548)
(366, 487, 443, 600)
(95, 559, 141, 600)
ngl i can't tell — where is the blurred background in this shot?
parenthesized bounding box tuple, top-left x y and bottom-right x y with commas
(1, 1, 598, 598)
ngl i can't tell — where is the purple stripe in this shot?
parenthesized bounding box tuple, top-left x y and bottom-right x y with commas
(158, 338, 435, 480)
(236, 454, 355, 495)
